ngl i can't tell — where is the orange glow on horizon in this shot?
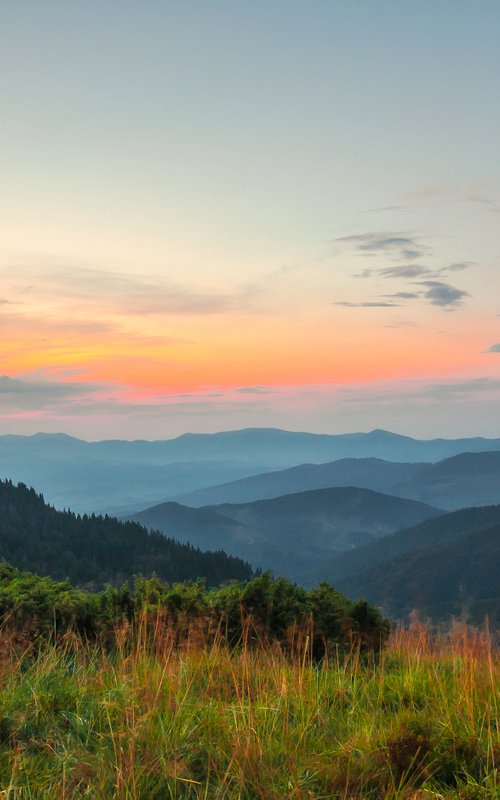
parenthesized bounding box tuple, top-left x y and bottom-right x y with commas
(4, 321, 487, 393)
(2, 297, 496, 398)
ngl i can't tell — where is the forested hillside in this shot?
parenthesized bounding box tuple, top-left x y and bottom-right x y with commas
(0, 480, 254, 588)
(331, 505, 500, 623)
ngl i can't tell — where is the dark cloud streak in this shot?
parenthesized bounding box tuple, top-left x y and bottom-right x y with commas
(380, 265, 432, 279)
(335, 232, 429, 260)
(416, 281, 468, 308)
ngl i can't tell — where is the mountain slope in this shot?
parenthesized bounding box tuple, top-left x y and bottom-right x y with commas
(175, 458, 427, 507)
(329, 505, 500, 624)
(0, 480, 254, 589)
(176, 450, 500, 511)
(130, 487, 442, 584)
(392, 451, 500, 510)
(124, 501, 256, 554)
(328, 504, 500, 583)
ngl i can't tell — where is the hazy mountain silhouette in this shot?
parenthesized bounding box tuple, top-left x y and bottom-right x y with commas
(2, 428, 500, 514)
(175, 458, 426, 506)
(391, 451, 500, 510)
(124, 502, 256, 555)
(129, 487, 442, 584)
(175, 451, 500, 512)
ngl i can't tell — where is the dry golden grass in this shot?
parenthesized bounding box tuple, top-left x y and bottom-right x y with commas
(0, 619, 497, 799)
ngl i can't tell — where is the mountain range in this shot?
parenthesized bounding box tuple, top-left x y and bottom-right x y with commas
(2, 427, 500, 514)
(1, 427, 499, 624)
(128, 487, 442, 584)
(175, 451, 500, 512)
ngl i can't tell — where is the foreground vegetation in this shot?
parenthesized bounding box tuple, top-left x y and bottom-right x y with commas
(0, 615, 497, 798)
(0, 563, 388, 656)
(0, 556, 496, 797)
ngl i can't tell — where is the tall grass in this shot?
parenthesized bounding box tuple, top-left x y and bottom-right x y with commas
(0, 619, 497, 799)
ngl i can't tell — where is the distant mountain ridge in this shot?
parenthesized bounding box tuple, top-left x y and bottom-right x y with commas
(175, 450, 500, 512)
(391, 451, 500, 509)
(175, 458, 427, 507)
(4, 427, 500, 463)
(3, 427, 500, 514)
(128, 486, 442, 584)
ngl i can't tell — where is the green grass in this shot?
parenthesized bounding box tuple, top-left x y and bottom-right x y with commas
(0, 621, 497, 799)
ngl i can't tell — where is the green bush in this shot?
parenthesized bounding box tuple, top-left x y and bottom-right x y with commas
(0, 563, 389, 654)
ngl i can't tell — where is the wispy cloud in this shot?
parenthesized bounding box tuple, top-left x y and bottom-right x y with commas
(415, 378, 500, 401)
(42, 266, 237, 316)
(334, 301, 400, 308)
(353, 268, 374, 279)
(235, 386, 275, 394)
(379, 265, 433, 279)
(338, 377, 500, 404)
(0, 375, 101, 411)
(356, 261, 472, 282)
(336, 231, 471, 312)
(416, 281, 469, 308)
(3, 262, 271, 319)
(384, 292, 420, 300)
(448, 261, 475, 271)
(335, 232, 429, 261)
(0, 311, 116, 339)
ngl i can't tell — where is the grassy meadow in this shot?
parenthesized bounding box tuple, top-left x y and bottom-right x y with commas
(0, 618, 497, 799)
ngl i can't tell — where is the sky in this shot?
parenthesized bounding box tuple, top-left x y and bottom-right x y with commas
(1, 0, 500, 440)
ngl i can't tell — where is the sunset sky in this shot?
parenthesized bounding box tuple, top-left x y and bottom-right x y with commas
(1, 1, 500, 439)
